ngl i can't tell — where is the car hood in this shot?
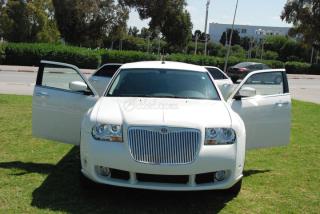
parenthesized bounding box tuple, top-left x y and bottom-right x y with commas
(95, 97, 232, 129)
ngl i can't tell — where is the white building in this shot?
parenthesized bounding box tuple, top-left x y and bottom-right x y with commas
(209, 23, 290, 43)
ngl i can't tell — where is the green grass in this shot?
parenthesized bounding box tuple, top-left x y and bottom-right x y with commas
(0, 95, 319, 213)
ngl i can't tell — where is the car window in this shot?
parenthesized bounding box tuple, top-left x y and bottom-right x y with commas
(107, 69, 220, 100)
(247, 64, 257, 70)
(93, 64, 121, 78)
(263, 64, 270, 69)
(237, 71, 284, 97)
(41, 65, 85, 91)
(205, 67, 228, 80)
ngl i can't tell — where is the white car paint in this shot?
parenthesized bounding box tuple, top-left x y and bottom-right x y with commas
(32, 61, 291, 192)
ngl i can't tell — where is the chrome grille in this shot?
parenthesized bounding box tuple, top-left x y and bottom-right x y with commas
(128, 127, 201, 164)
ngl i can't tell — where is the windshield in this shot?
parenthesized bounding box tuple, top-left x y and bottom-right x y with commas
(106, 69, 220, 100)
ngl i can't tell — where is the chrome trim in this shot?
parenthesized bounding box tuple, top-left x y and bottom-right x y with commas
(128, 126, 201, 165)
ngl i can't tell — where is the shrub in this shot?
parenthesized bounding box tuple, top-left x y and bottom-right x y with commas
(309, 64, 320, 75)
(4, 43, 101, 69)
(264, 51, 279, 60)
(285, 61, 310, 74)
(0, 42, 6, 64)
(100, 50, 158, 64)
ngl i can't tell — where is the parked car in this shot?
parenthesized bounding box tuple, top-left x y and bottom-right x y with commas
(228, 62, 270, 83)
(204, 66, 234, 100)
(33, 61, 291, 194)
(88, 63, 122, 96)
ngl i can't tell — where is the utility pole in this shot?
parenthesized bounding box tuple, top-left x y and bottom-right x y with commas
(310, 46, 314, 64)
(194, 34, 199, 55)
(204, 0, 210, 56)
(224, 0, 239, 72)
(261, 39, 264, 60)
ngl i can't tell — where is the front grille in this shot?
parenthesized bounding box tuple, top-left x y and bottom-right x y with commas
(128, 127, 201, 164)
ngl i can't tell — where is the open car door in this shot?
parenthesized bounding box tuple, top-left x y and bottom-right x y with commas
(228, 69, 291, 150)
(32, 61, 99, 145)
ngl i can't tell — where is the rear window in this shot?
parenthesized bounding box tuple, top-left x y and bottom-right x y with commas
(205, 67, 228, 80)
(93, 64, 121, 78)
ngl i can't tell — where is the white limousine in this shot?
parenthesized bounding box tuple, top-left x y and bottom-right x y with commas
(32, 60, 291, 194)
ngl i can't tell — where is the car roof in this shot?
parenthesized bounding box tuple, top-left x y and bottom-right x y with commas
(100, 63, 123, 66)
(120, 61, 208, 72)
(203, 66, 223, 70)
(234, 62, 263, 67)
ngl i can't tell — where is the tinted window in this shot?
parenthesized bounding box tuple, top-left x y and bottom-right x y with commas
(205, 67, 228, 80)
(41, 65, 84, 91)
(94, 64, 121, 77)
(239, 72, 284, 97)
(107, 69, 220, 100)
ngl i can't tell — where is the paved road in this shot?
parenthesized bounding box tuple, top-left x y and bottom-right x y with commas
(0, 65, 319, 104)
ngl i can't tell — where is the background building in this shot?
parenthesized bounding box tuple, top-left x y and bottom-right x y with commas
(209, 23, 290, 43)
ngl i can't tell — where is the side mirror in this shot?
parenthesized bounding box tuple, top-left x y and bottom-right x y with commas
(69, 81, 88, 92)
(239, 87, 256, 98)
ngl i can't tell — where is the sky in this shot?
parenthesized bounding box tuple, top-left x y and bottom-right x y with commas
(127, 0, 292, 32)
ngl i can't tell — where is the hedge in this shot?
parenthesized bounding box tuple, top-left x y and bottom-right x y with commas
(166, 54, 284, 70)
(100, 49, 158, 64)
(1, 43, 319, 75)
(285, 61, 320, 75)
(0, 43, 5, 64)
(3, 43, 101, 69)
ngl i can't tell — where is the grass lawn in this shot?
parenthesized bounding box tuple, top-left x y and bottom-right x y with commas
(0, 94, 319, 214)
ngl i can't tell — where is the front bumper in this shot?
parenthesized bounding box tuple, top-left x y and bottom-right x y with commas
(80, 132, 244, 191)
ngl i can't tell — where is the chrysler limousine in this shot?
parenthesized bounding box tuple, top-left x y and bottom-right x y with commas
(32, 60, 291, 194)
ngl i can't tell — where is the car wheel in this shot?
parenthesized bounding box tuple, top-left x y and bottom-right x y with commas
(226, 178, 242, 196)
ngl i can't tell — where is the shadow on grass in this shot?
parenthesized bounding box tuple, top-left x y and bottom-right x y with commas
(0, 161, 55, 175)
(0, 147, 271, 214)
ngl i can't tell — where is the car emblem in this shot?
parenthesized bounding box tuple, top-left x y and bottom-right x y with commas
(160, 128, 168, 134)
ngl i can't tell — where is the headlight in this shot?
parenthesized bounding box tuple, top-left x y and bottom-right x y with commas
(92, 124, 123, 142)
(205, 128, 236, 145)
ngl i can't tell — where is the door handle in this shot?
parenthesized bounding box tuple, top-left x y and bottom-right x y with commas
(35, 92, 49, 97)
(91, 78, 98, 82)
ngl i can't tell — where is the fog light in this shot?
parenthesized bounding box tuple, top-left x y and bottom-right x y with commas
(96, 166, 111, 177)
(215, 170, 226, 181)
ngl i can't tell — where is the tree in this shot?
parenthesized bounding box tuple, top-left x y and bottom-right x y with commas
(139, 27, 151, 39)
(219, 29, 240, 46)
(240, 36, 251, 50)
(281, 0, 320, 45)
(120, 0, 192, 52)
(128, 26, 139, 37)
(192, 30, 201, 41)
(264, 35, 289, 52)
(0, 0, 60, 43)
(52, 0, 129, 47)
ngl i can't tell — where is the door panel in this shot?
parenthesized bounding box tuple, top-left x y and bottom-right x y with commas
(32, 61, 98, 145)
(229, 70, 291, 150)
